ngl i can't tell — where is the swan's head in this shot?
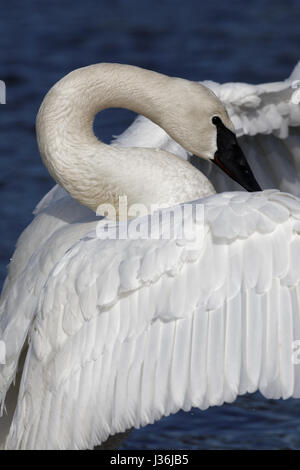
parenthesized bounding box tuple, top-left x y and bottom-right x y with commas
(165, 78, 261, 192)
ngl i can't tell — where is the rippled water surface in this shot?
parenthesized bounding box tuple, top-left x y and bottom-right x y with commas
(1, 0, 300, 450)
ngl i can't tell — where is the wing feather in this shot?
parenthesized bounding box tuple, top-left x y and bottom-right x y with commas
(224, 294, 242, 402)
(278, 286, 294, 399)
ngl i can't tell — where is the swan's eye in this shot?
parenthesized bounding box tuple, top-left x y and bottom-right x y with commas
(211, 116, 221, 125)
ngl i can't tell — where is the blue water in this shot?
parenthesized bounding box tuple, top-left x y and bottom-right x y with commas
(1, 0, 300, 450)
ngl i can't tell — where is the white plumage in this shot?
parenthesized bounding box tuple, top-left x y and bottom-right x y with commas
(114, 61, 300, 196)
(1, 63, 300, 450)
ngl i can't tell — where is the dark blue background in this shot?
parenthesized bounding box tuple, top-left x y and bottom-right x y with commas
(1, 0, 300, 449)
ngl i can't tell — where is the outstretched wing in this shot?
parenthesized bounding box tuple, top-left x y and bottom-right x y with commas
(113, 62, 300, 196)
(5, 190, 300, 450)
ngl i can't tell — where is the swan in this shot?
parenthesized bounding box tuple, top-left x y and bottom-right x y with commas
(1, 63, 300, 450)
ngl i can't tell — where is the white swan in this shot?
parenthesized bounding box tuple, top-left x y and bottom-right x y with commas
(1, 63, 300, 450)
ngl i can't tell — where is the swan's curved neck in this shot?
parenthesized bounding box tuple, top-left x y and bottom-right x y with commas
(38, 64, 172, 149)
(36, 64, 214, 212)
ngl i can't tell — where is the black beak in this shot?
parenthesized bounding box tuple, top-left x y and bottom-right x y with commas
(211, 117, 261, 192)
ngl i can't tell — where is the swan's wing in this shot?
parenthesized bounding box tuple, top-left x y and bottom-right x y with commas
(33, 184, 69, 215)
(113, 62, 300, 195)
(0, 195, 98, 415)
(6, 190, 300, 450)
(111, 114, 189, 159)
